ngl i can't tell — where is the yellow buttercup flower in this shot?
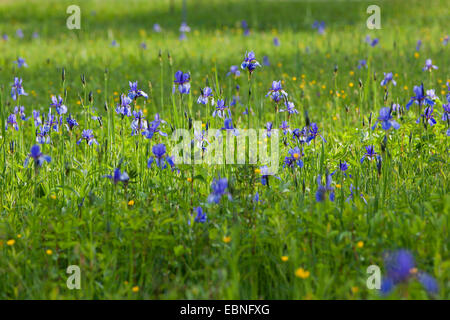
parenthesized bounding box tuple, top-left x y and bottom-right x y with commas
(128, 200, 135, 206)
(254, 168, 261, 174)
(187, 177, 192, 182)
(356, 241, 364, 249)
(7, 239, 15, 246)
(46, 249, 53, 255)
(223, 236, 231, 243)
(132, 286, 139, 293)
(351, 286, 359, 293)
(281, 256, 289, 262)
(295, 268, 310, 279)
(336, 184, 342, 189)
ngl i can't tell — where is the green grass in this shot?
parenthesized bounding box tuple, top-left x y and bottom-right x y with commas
(0, 0, 448, 299)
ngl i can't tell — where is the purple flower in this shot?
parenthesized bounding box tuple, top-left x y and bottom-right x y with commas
(197, 87, 214, 105)
(306, 123, 326, 143)
(115, 94, 133, 117)
(148, 144, 172, 169)
(346, 184, 367, 203)
(226, 65, 241, 77)
(372, 107, 400, 130)
(219, 117, 239, 136)
(14, 57, 28, 68)
(380, 72, 396, 86)
(173, 71, 190, 94)
(264, 122, 273, 138)
(77, 129, 99, 146)
(312, 21, 325, 34)
(111, 40, 119, 47)
(406, 83, 435, 110)
(14, 106, 28, 121)
(2, 34, 8, 41)
(316, 174, 335, 202)
(331, 160, 351, 178)
(360, 145, 377, 163)
(416, 106, 437, 126)
(279, 121, 290, 135)
(443, 35, 449, 45)
(263, 56, 270, 66)
(65, 114, 79, 131)
(365, 35, 379, 47)
(36, 125, 51, 144)
(50, 95, 67, 114)
(259, 165, 280, 186)
(357, 59, 367, 69)
(16, 29, 24, 39)
(104, 168, 130, 185)
(128, 81, 148, 100)
(11, 77, 28, 101)
(422, 59, 438, 72)
(207, 176, 230, 204)
(192, 207, 207, 223)
(153, 23, 162, 32)
(416, 39, 422, 51)
(241, 51, 261, 73)
(273, 37, 280, 46)
(279, 101, 298, 114)
(6, 114, 19, 131)
(417, 272, 439, 295)
(266, 80, 288, 100)
(24, 145, 51, 168)
(142, 118, 167, 139)
(283, 147, 303, 170)
(212, 99, 229, 118)
(179, 22, 191, 33)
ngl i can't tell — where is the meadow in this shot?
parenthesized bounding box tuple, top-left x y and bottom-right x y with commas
(0, 0, 448, 299)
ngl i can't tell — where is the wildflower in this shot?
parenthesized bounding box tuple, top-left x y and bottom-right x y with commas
(262, 56, 270, 66)
(380, 72, 396, 86)
(372, 107, 400, 130)
(16, 29, 24, 38)
(115, 94, 133, 117)
(104, 168, 130, 185)
(279, 121, 290, 135)
(346, 184, 367, 204)
(13, 57, 28, 68)
(223, 236, 231, 243)
(365, 35, 379, 47)
(147, 144, 168, 169)
(416, 106, 437, 126)
(189, 207, 207, 224)
(46, 249, 53, 255)
(197, 87, 214, 105)
(36, 125, 51, 144)
(416, 39, 422, 51)
(306, 123, 326, 143)
(279, 101, 298, 114)
(442, 35, 449, 45)
(11, 77, 28, 101)
(193, 129, 209, 151)
(273, 37, 280, 46)
(241, 20, 250, 36)
(240, 51, 261, 73)
(6, 114, 19, 131)
(356, 241, 364, 249)
(360, 145, 377, 163)
(208, 176, 231, 204)
(422, 59, 438, 72)
(406, 83, 434, 110)
(65, 114, 79, 131)
(2, 34, 8, 41)
(24, 145, 51, 167)
(153, 23, 162, 32)
(292, 127, 308, 144)
(173, 71, 190, 94)
(50, 95, 67, 114)
(281, 256, 289, 262)
(7, 239, 15, 246)
(219, 117, 239, 136)
(331, 160, 351, 177)
(264, 122, 273, 138)
(111, 40, 119, 47)
(357, 59, 367, 69)
(312, 21, 325, 34)
(295, 268, 310, 279)
(316, 173, 335, 202)
(32, 32, 39, 39)
(381, 250, 438, 296)
(266, 80, 288, 100)
(142, 118, 167, 139)
(259, 165, 280, 186)
(283, 147, 303, 169)
(179, 22, 190, 33)
(77, 129, 99, 146)
(132, 286, 139, 293)
(128, 81, 148, 100)
(226, 65, 241, 77)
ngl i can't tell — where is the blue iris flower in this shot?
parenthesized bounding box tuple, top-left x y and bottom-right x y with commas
(372, 107, 400, 130)
(24, 145, 51, 168)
